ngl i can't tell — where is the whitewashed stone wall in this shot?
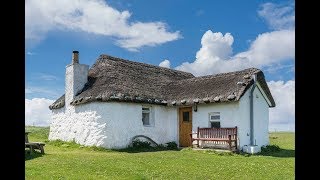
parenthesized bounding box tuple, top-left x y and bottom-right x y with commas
(49, 102, 178, 149)
(65, 63, 89, 110)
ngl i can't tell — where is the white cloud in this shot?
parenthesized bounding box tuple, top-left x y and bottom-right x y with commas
(258, 2, 295, 30)
(26, 0, 181, 51)
(159, 59, 171, 68)
(197, 30, 234, 61)
(38, 74, 58, 81)
(25, 86, 63, 99)
(175, 29, 294, 76)
(234, 30, 295, 66)
(25, 98, 54, 127)
(174, 2, 294, 76)
(268, 80, 295, 131)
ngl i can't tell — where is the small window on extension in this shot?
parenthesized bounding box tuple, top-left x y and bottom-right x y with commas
(209, 112, 220, 128)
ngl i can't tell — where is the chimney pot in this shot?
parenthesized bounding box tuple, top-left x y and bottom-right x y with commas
(72, 51, 79, 64)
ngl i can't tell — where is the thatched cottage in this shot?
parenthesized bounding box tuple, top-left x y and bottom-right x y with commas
(49, 51, 275, 153)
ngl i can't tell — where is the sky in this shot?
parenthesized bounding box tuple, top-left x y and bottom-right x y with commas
(25, 0, 295, 131)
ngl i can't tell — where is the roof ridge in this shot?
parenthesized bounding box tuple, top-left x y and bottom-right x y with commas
(168, 67, 261, 83)
(98, 54, 195, 77)
(196, 67, 261, 79)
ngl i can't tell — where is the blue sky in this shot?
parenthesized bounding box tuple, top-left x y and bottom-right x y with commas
(25, 0, 295, 131)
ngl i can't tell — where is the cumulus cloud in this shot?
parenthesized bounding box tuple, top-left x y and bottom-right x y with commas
(174, 29, 294, 76)
(234, 30, 295, 66)
(26, 0, 180, 51)
(159, 59, 171, 68)
(25, 98, 54, 126)
(268, 80, 295, 131)
(173, 2, 294, 76)
(258, 2, 295, 30)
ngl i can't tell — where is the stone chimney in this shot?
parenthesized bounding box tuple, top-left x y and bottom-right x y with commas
(72, 50, 79, 64)
(65, 51, 89, 110)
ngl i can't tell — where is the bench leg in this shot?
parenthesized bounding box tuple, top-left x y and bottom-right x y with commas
(40, 145, 44, 154)
(30, 146, 33, 154)
(228, 135, 232, 151)
(236, 139, 238, 150)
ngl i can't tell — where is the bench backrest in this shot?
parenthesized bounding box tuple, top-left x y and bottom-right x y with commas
(197, 126, 237, 140)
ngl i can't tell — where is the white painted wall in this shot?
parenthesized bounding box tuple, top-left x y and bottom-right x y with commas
(192, 102, 239, 131)
(50, 90, 270, 150)
(237, 83, 270, 150)
(252, 84, 270, 147)
(238, 89, 252, 149)
(191, 85, 270, 150)
(191, 102, 240, 148)
(49, 102, 178, 149)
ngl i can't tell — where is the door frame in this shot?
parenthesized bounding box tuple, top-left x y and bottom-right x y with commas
(178, 106, 193, 147)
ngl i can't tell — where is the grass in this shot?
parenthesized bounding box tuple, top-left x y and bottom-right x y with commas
(25, 126, 294, 179)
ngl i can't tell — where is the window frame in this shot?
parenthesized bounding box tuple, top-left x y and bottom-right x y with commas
(142, 106, 154, 127)
(182, 111, 190, 122)
(209, 112, 221, 128)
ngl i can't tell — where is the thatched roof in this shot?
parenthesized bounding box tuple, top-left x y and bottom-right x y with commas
(163, 68, 275, 106)
(49, 54, 275, 110)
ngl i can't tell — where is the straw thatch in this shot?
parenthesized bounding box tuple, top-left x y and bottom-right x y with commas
(49, 54, 275, 110)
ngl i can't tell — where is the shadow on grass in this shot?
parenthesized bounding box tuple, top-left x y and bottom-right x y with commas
(113, 147, 181, 153)
(237, 148, 295, 158)
(25, 150, 44, 161)
(46, 140, 181, 153)
(257, 148, 295, 158)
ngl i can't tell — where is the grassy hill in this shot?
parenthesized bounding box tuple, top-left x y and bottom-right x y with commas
(25, 126, 294, 179)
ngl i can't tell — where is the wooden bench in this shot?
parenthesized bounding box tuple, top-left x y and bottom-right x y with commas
(190, 126, 238, 151)
(25, 132, 45, 154)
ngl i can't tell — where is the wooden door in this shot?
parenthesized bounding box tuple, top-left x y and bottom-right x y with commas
(179, 107, 192, 147)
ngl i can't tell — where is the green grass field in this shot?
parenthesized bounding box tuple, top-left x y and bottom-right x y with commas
(25, 126, 294, 179)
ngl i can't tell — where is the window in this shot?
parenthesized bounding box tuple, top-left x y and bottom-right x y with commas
(209, 112, 220, 128)
(183, 111, 190, 122)
(142, 107, 153, 126)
